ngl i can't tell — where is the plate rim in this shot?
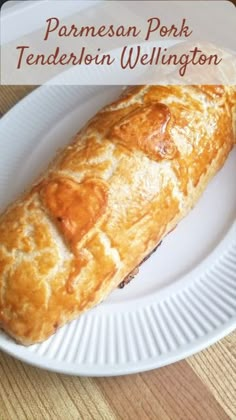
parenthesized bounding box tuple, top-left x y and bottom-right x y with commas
(1, 321, 235, 377)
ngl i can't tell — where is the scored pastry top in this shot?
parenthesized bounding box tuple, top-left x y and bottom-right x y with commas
(0, 85, 235, 344)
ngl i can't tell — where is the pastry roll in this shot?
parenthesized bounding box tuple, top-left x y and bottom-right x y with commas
(0, 85, 235, 345)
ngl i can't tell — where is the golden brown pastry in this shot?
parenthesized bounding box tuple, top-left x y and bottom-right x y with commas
(0, 85, 235, 345)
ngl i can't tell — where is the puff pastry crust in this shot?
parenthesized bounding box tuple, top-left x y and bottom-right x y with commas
(0, 85, 235, 345)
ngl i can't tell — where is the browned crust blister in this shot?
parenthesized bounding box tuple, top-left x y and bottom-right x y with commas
(0, 85, 235, 345)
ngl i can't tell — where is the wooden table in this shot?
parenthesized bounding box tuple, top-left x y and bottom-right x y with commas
(0, 86, 235, 420)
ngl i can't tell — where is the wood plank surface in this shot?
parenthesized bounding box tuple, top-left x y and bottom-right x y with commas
(0, 86, 235, 420)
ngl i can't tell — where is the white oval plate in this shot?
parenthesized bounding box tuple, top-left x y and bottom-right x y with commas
(0, 85, 235, 376)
